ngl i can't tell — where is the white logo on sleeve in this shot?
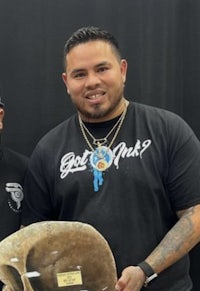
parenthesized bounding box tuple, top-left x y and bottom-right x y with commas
(5, 183, 24, 212)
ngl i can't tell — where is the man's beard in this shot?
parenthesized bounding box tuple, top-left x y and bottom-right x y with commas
(76, 95, 123, 120)
(79, 104, 109, 119)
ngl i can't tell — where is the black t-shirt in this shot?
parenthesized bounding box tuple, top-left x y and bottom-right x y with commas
(0, 146, 28, 288)
(0, 147, 28, 240)
(22, 102, 200, 290)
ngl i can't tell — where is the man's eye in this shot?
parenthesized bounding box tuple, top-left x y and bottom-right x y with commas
(74, 72, 85, 78)
(98, 67, 108, 72)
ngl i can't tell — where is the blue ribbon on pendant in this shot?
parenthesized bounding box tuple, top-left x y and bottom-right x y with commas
(90, 146, 113, 192)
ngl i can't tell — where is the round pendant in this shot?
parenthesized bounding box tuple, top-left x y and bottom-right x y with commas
(90, 146, 113, 171)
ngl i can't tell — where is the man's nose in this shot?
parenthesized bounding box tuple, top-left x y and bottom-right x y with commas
(85, 73, 101, 88)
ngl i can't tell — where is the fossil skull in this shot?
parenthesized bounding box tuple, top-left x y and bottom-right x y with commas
(0, 221, 117, 290)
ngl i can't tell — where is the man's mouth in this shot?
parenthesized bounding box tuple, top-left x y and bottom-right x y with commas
(86, 92, 106, 100)
(88, 94, 103, 99)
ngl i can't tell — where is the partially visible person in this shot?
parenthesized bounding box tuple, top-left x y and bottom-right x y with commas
(0, 96, 28, 289)
(21, 26, 200, 290)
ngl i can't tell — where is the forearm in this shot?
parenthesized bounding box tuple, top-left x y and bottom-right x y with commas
(145, 204, 200, 274)
(116, 205, 200, 291)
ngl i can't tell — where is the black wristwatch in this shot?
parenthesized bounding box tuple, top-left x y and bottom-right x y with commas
(137, 261, 158, 287)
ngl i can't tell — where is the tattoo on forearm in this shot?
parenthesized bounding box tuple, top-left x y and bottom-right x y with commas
(147, 206, 200, 272)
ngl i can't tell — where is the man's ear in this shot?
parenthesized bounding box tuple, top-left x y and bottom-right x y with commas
(0, 108, 4, 130)
(62, 73, 70, 95)
(120, 59, 128, 84)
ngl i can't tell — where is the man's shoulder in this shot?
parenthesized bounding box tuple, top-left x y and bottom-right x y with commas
(36, 115, 76, 148)
(2, 147, 28, 164)
(130, 101, 186, 123)
(129, 101, 197, 143)
(0, 147, 28, 174)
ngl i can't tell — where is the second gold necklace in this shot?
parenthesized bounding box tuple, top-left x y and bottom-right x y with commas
(78, 102, 128, 172)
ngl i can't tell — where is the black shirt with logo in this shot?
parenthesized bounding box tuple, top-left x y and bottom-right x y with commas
(0, 146, 28, 288)
(0, 147, 28, 241)
(22, 102, 200, 290)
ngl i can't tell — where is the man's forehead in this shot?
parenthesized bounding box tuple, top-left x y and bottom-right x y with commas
(65, 42, 117, 71)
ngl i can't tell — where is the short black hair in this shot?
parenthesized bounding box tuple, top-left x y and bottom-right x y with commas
(63, 26, 121, 68)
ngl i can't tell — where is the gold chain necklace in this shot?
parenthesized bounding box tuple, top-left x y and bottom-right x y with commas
(78, 103, 128, 152)
(78, 102, 128, 192)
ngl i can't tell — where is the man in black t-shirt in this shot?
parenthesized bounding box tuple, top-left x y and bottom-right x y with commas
(0, 97, 28, 289)
(21, 27, 200, 290)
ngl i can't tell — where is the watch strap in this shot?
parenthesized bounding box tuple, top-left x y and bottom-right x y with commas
(138, 261, 158, 287)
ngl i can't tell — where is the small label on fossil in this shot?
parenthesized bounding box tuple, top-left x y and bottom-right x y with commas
(57, 270, 82, 287)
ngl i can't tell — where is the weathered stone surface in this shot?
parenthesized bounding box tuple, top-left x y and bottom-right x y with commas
(0, 221, 117, 290)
